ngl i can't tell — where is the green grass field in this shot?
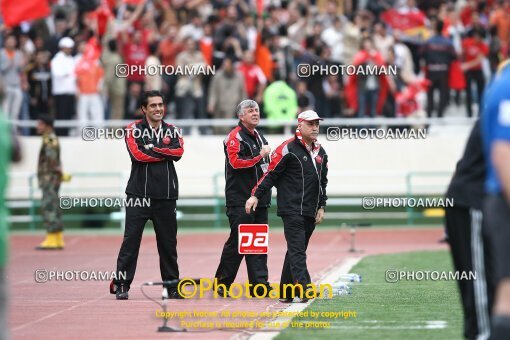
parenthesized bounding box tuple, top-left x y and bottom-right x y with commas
(276, 250, 463, 340)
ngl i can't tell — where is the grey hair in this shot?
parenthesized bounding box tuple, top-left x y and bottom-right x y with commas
(235, 100, 259, 117)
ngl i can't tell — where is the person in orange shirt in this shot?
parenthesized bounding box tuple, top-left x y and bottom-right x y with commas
(199, 23, 214, 67)
(76, 43, 105, 128)
(255, 33, 274, 82)
(489, 0, 510, 56)
(158, 25, 184, 106)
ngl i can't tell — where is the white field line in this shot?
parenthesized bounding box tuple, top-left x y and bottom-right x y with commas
(327, 320, 447, 330)
(247, 257, 363, 340)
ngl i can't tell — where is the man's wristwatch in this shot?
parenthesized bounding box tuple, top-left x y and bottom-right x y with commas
(319, 206, 326, 211)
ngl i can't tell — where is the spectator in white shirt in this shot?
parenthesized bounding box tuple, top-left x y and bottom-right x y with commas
(144, 43, 162, 91)
(321, 17, 344, 63)
(177, 12, 204, 42)
(50, 37, 77, 136)
(373, 22, 395, 61)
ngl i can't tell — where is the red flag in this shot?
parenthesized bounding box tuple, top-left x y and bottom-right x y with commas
(1, 0, 50, 28)
(395, 79, 430, 116)
(380, 8, 426, 31)
(256, 0, 264, 16)
(448, 61, 466, 90)
(83, 37, 102, 61)
(86, 0, 112, 37)
(106, 0, 116, 9)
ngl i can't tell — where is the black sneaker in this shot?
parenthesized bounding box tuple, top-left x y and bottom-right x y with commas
(250, 284, 272, 298)
(167, 290, 185, 299)
(294, 289, 317, 303)
(292, 297, 309, 303)
(215, 286, 230, 298)
(116, 283, 129, 300)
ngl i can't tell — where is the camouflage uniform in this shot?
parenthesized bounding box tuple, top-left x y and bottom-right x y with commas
(38, 132, 63, 233)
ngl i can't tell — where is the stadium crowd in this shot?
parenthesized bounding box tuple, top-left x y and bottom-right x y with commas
(0, 0, 509, 135)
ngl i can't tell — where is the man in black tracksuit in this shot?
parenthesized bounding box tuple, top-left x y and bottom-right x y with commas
(215, 100, 272, 296)
(246, 110, 328, 302)
(111, 90, 184, 300)
(445, 120, 494, 339)
(420, 20, 457, 118)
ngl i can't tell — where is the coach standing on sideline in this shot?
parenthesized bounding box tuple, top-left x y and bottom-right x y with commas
(111, 90, 184, 300)
(246, 110, 328, 303)
(445, 119, 493, 340)
(482, 60, 510, 339)
(215, 100, 272, 296)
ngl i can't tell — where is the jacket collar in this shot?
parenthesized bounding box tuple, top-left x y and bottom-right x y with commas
(295, 129, 320, 157)
(238, 121, 259, 139)
(141, 115, 166, 130)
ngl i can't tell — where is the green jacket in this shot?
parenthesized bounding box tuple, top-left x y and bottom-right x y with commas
(263, 80, 298, 122)
(0, 114, 11, 267)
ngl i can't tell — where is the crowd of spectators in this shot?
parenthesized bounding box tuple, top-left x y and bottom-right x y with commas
(0, 0, 509, 135)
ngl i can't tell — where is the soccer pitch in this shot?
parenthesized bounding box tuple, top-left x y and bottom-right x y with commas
(277, 250, 464, 340)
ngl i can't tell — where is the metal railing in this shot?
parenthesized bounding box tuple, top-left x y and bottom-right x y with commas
(405, 171, 453, 224)
(6, 170, 452, 229)
(9, 117, 476, 136)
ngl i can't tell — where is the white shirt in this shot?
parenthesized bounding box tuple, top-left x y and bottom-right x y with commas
(321, 27, 344, 62)
(145, 55, 163, 91)
(374, 34, 395, 60)
(51, 51, 77, 95)
(177, 24, 203, 41)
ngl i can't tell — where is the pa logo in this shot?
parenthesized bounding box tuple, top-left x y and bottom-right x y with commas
(238, 224, 269, 254)
(303, 156, 308, 161)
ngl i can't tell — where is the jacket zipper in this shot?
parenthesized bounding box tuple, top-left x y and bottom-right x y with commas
(290, 153, 305, 215)
(244, 139, 259, 183)
(167, 162, 170, 198)
(144, 163, 148, 198)
(301, 143, 322, 210)
(316, 158, 323, 210)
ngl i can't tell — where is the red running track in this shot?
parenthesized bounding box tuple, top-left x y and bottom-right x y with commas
(8, 228, 447, 340)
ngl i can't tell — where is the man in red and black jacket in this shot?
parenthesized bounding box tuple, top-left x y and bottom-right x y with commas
(246, 110, 328, 302)
(111, 90, 184, 300)
(215, 100, 272, 296)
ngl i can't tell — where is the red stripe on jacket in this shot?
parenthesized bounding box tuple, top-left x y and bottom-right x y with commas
(125, 120, 163, 163)
(226, 126, 262, 169)
(251, 137, 293, 196)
